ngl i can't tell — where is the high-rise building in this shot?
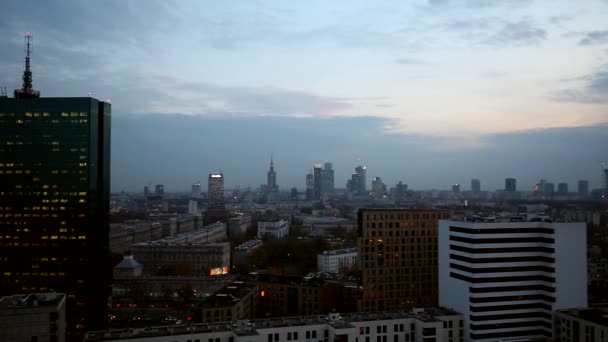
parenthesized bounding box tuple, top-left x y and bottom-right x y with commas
(0, 36, 110, 339)
(505, 177, 517, 192)
(154, 184, 164, 197)
(452, 184, 461, 193)
(603, 163, 608, 196)
(191, 182, 202, 199)
(313, 163, 323, 200)
(266, 156, 278, 194)
(349, 165, 367, 196)
(394, 181, 408, 205)
(0, 97, 111, 338)
(207, 174, 225, 211)
(323, 162, 334, 195)
(371, 176, 386, 198)
(439, 220, 587, 342)
(577, 180, 589, 197)
(355, 165, 367, 195)
(544, 182, 555, 198)
(305, 172, 314, 201)
(143, 186, 149, 197)
(471, 178, 481, 194)
(557, 182, 569, 196)
(357, 208, 451, 312)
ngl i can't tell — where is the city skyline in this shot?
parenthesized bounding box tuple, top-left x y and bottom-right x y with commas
(1, 1, 607, 191)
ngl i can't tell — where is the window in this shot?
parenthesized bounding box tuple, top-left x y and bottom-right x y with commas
(288, 332, 292, 340)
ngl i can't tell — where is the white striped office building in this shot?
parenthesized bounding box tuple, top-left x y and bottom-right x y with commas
(438, 221, 587, 342)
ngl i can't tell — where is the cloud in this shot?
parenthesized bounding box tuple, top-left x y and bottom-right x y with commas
(549, 15, 573, 26)
(483, 20, 546, 46)
(551, 70, 608, 103)
(579, 30, 608, 46)
(395, 57, 430, 65)
(145, 75, 352, 117)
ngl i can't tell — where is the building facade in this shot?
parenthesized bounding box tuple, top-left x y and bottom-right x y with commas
(471, 179, 480, 194)
(0, 97, 111, 338)
(132, 241, 230, 277)
(357, 209, 451, 312)
(439, 220, 587, 342)
(258, 219, 289, 239)
(86, 308, 464, 342)
(318, 248, 358, 273)
(208, 174, 225, 210)
(505, 178, 517, 192)
(313, 163, 324, 200)
(555, 308, 608, 342)
(0, 292, 67, 342)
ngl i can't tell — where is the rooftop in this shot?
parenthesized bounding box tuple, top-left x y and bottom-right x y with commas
(85, 308, 462, 341)
(559, 308, 608, 327)
(0, 292, 65, 312)
(321, 248, 357, 256)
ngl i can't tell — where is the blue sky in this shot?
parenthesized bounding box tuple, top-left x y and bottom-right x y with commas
(1, 1, 607, 191)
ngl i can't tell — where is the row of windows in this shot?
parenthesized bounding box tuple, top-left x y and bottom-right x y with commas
(0, 112, 88, 117)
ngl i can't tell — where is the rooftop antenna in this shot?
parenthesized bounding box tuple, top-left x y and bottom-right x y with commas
(14, 32, 40, 99)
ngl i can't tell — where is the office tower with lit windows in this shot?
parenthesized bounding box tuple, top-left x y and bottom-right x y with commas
(357, 208, 451, 312)
(207, 174, 225, 210)
(0, 97, 111, 339)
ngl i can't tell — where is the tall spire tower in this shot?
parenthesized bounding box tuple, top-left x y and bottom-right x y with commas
(14, 32, 40, 99)
(267, 154, 277, 194)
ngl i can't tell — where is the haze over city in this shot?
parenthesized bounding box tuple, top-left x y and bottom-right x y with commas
(1, 0, 607, 191)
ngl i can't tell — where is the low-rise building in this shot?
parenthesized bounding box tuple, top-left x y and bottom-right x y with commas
(258, 219, 289, 239)
(234, 239, 264, 268)
(132, 241, 230, 277)
(229, 215, 252, 236)
(0, 292, 66, 342)
(201, 281, 260, 322)
(318, 248, 357, 273)
(86, 308, 463, 342)
(556, 308, 608, 342)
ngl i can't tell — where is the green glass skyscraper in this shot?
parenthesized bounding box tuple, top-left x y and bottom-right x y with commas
(0, 97, 111, 339)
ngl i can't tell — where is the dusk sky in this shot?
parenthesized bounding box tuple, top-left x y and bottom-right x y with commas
(1, 0, 607, 192)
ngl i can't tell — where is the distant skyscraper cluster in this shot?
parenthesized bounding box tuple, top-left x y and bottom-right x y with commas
(303, 162, 335, 201)
(347, 165, 367, 196)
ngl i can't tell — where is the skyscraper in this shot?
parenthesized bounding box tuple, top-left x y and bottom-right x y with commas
(452, 183, 461, 193)
(505, 177, 517, 192)
(323, 162, 334, 195)
(154, 184, 164, 197)
(349, 165, 367, 196)
(266, 156, 277, 194)
(191, 182, 202, 199)
(0, 97, 111, 338)
(439, 220, 587, 341)
(578, 180, 589, 197)
(313, 163, 323, 200)
(357, 208, 451, 312)
(557, 182, 569, 196)
(394, 181, 408, 205)
(471, 178, 481, 194)
(207, 174, 225, 211)
(371, 176, 386, 198)
(0, 33, 111, 339)
(305, 171, 314, 201)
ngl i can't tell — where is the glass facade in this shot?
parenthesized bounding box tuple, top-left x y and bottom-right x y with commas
(0, 97, 111, 340)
